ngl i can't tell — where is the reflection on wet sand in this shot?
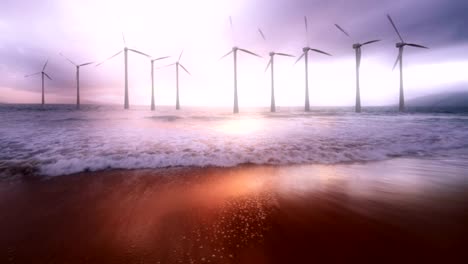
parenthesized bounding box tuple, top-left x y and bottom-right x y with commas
(0, 158, 467, 263)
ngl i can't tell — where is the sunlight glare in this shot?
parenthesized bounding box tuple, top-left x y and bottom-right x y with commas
(217, 118, 265, 135)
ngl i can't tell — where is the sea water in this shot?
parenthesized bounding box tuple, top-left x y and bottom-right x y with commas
(1, 104, 468, 178)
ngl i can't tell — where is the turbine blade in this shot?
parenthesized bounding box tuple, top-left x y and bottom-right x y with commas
(163, 63, 176, 68)
(392, 57, 399, 71)
(387, 14, 404, 42)
(258, 28, 266, 41)
(334, 24, 351, 38)
(229, 16, 236, 45)
(239, 48, 261, 58)
(276, 53, 295, 57)
(178, 50, 184, 62)
(294, 53, 305, 64)
(122, 32, 127, 46)
(310, 49, 332, 56)
(179, 64, 191, 75)
(79, 62, 94, 67)
(24, 72, 41, 78)
(265, 59, 272, 72)
(219, 50, 233, 60)
(304, 16, 308, 34)
(129, 49, 151, 57)
(362, 40, 381, 46)
(392, 49, 403, 71)
(152, 56, 170, 62)
(59, 53, 76, 66)
(96, 50, 123, 66)
(43, 72, 52, 80)
(42, 59, 49, 71)
(407, 43, 429, 49)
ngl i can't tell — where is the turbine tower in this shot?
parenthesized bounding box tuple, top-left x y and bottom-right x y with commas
(387, 15, 428, 112)
(165, 51, 191, 110)
(96, 33, 151, 109)
(295, 16, 332, 112)
(148, 55, 170, 111)
(258, 28, 294, 113)
(24, 59, 52, 105)
(59, 53, 94, 109)
(220, 16, 262, 114)
(334, 24, 380, 113)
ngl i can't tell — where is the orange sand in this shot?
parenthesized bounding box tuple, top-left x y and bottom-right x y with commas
(0, 160, 467, 263)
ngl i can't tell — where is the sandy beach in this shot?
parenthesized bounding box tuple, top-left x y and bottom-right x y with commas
(0, 158, 467, 263)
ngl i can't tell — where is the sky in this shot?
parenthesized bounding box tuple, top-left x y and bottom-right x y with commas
(0, 0, 467, 107)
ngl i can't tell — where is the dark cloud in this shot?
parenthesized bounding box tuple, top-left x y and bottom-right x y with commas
(237, 0, 468, 50)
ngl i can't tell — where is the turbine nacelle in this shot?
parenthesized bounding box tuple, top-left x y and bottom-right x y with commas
(232, 46, 239, 52)
(295, 47, 331, 64)
(269, 52, 275, 57)
(165, 51, 191, 76)
(387, 15, 428, 50)
(334, 24, 380, 50)
(396, 43, 405, 48)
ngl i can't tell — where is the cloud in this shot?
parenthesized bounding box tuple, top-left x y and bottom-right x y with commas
(0, 0, 467, 106)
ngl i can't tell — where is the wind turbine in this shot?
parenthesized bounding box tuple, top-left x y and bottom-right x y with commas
(220, 16, 262, 114)
(59, 53, 94, 109)
(24, 60, 52, 105)
(148, 55, 170, 111)
(387, 15, 428, 112)
(258, 28, 295, 113)
(295, 16, 332, 112)
(165, 51, 191, 110)
(334, 24, 380, 113)
(96, 33, 151, 109)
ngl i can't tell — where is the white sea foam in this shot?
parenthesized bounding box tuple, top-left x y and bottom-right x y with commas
(1, 105, 468, 177)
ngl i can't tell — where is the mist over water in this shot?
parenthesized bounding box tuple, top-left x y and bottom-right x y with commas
(1, 104, 468, 178)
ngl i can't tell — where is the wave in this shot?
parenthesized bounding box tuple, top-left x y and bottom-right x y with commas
(1, 106, 468, 178)
(2, 135, 467, 178)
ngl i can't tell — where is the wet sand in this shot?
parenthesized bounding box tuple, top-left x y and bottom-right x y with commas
(0, 158, 467, 263)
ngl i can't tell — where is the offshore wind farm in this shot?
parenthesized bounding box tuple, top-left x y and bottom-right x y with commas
(12, 15, 431, 113)
(1, 0, 468, 263)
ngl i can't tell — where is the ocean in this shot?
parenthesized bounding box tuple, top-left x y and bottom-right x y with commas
(1, 104, 468, 179)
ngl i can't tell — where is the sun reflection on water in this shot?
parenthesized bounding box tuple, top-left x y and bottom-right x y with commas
(216, 118, 265, 135)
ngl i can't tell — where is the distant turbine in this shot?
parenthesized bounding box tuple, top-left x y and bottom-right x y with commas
(148, 55, 170, 111)
(24, 59, 52, 105)
(165, 51, 191, 110)
(295, 16, 332, 112)
(221, 16, 262, 114)
(387, 15, 428, 112)
(59, 53, 94, 109)
(334, 24, 380, 113)
(96, 33, 151, 109)
(258, 28, 294, 113)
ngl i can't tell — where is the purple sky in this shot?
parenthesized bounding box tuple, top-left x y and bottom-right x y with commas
(1, 0, 467, 106)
